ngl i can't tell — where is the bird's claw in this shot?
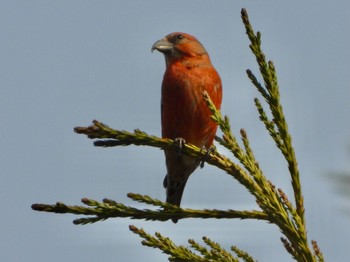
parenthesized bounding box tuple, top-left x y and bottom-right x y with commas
(174, 137, 186, 158)
(200, 145, 215, 168)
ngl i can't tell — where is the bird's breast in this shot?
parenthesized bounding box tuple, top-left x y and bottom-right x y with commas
(161, 63, 222, 148)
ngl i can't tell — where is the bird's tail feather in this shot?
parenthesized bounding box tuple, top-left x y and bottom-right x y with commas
(164, 174, 189, 223)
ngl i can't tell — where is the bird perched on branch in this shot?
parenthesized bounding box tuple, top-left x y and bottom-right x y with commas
(152, 32, 222, 221)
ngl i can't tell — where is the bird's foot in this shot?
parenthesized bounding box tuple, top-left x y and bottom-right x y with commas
(174, 137, 186, 158)
(200, 145, 215, 168)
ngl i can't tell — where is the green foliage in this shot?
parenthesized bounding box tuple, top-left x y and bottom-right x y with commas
(129, 225, 257, 262)
(32, 8, 324, 262)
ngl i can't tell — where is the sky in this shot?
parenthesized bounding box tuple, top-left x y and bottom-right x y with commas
(1, 1, 350, 261)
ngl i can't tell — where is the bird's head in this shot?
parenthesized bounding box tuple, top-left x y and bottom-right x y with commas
(152, 32, 209, 66)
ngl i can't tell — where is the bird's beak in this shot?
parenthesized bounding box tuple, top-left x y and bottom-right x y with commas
(151, 38, 173, 53)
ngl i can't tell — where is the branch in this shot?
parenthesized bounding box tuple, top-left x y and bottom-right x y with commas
(241, 8, 304, 224)
(74, 119, 263, 198)
(241, 8, 319, 261)
(129, 225, 258, 262)
(32, 194, 268, 224)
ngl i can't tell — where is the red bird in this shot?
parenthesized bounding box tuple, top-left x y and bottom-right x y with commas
(152, 32, 222, 216)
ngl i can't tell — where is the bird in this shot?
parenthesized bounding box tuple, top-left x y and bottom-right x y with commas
(152, 32, 222, 221)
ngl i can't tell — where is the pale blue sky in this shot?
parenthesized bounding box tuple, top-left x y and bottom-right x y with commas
(1, 1, 350, 261)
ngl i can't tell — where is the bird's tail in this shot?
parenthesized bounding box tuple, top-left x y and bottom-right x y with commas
(163, 174, 189, 223)
(163, 151, 200, 223)
(164, 174, 188, 206)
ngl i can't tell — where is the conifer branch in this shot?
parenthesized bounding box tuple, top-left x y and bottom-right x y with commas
(241, 8, 319, 261)
(241, 9, 304, 224)
(230, 246, 257, 262)
(129, 225, 204, 261)
(204, 89, 318, 261)
(130, 225, 256, 262)
(32, 194, 267, 224)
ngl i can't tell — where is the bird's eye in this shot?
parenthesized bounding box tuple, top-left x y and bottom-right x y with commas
(176, 34, 183, 40)
(171, 34, 184, 44)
